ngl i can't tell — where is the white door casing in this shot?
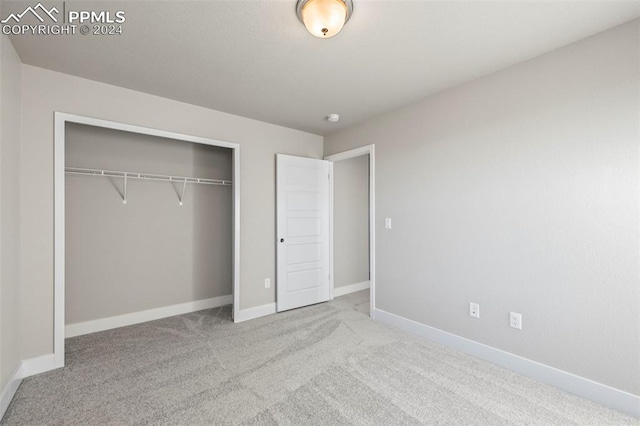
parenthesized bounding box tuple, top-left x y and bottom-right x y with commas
(276, 154, 331, 312)
(324, 144, 375, 318)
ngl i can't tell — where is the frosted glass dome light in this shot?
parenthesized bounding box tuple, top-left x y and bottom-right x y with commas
(296, 0, 353, 38)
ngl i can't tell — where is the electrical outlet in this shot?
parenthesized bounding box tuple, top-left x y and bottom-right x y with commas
(510, 312, 522, 330)
(385, 218, 392, 229)
(469, 302, 480, 319)
(264, 278, 271, 289)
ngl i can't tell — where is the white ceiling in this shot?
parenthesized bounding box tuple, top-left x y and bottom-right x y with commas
(6, 0, 640, 135)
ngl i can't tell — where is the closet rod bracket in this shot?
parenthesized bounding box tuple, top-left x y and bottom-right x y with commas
(176, 177, 187, 206)
(123, 173, 128, 204)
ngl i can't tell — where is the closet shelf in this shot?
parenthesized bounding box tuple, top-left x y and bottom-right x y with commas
(65, 167, 232, 186)
(65, 167, 231, 205)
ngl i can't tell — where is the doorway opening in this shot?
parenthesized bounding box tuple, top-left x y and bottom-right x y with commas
(325, 145, 375, 317)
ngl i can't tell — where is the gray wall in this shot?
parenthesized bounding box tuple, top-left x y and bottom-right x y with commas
(65, 123, 232, 324)
(324, 20, 640, 395)
(333, 155, 369, 288)
(20, 65, 323, 359)
(0, 32, 22, 393)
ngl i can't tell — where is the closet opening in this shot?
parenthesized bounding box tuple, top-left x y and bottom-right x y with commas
(54, 113, 240, 368)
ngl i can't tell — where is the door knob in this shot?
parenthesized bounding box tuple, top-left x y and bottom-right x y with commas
(280, 238, 285, 243)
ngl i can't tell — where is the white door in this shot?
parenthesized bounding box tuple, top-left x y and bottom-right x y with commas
(277, 154, 331, 312)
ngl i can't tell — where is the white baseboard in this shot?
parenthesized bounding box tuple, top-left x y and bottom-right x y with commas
(373, 308, 640, 418)
(0, 362, 23, 420)
(234, 303, 276, 323)
(13, 296, 235, 388)
(21, 354, 57, 377)
(66, 294, 233, 338)
(334, 281, 370, 298)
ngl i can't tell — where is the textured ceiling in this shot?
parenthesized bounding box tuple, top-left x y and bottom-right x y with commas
(5, 0, 640, 135)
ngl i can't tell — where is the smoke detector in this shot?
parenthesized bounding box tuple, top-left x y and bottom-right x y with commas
(327, 113, 340, 123)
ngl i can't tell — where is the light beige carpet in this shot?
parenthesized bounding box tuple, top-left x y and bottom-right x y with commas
(2, 290, 637, 425)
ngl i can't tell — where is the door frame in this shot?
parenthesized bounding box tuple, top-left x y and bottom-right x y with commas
(53, 112, 241, 368)
(324, 144, 376, 318)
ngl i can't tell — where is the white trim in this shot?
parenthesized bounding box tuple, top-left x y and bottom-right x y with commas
(54, 113, 65, 368)
(54, 112, 241, 368)
(373, 308, 640, 418)
(333, 281, 370, 297)
(20, 354, 57, 378)
(0, 363, 23, 419)
(55, 113, 240, 150)
(65, 295, 233, 338)
(325, 144, 376, 318)
(369, 147, 375, 319)
(325, 145, 373, 162)
(328, 161, 335, 300)
(232, 146, 241, 321)
(234, 303, 276, 323)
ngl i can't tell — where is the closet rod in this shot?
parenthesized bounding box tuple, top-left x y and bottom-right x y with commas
(65, 167, 232, 186)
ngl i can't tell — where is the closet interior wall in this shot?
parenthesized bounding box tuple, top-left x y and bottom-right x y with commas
(65, 123, 233, 327)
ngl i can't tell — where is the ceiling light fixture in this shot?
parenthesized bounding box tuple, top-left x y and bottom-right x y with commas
(296, 0, 353, 38)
